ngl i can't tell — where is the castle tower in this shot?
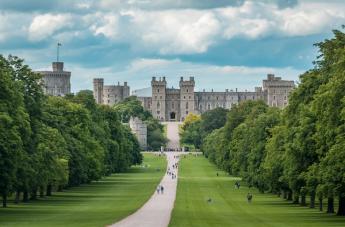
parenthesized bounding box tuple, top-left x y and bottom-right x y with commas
(179, 76, 195, 121)
(93, 78, 104, 104)
(263, 74, 294, 108)
(151, 76, 167, 121)
(36, 61, 71, 96)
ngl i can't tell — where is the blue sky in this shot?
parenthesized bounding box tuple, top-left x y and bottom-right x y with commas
(0, 0, 344, 93)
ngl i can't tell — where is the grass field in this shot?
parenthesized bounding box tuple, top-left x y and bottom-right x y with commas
(0, 153, 166, 227)
(169, 155, 345, 227)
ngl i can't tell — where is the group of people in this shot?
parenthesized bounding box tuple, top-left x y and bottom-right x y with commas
(156, 185, 164, 194)
(157, 154, 180, 195)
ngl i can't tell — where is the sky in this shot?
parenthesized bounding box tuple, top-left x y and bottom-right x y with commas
(0, 0, 344, 93)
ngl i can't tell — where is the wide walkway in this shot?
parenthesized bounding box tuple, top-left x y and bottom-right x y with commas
(109, 152, 180, 227)
(110, 122, 183, 227)
(164, 122, 181, 150)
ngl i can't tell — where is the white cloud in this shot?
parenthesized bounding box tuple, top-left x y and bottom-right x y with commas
(91, 14, 119, 39)
(0, 12, 29, 42)
(86, 1, 345, 54)
(28, 14, 73, 41)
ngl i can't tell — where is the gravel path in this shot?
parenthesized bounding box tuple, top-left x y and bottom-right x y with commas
(109, 122, 182, 227)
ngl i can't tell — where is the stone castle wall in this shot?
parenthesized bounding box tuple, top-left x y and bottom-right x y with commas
(36, 62, 71, 96)
(93, 78, 130, 105)
(138, 74, 294, 121)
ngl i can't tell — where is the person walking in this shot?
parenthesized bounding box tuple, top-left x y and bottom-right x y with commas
(161, 185, 164, 194)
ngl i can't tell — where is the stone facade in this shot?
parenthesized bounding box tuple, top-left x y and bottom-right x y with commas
(129, 117, 147, 150)
(138, 74, 294, 121)
(36, 62, 71, 96)
(93, 78, 130, 105)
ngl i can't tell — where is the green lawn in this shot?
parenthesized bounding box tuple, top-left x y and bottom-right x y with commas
(0, 153, 166, 227)
(170, 155, 345, 227)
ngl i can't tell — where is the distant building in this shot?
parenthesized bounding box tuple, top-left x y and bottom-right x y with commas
(36, 62, 71, 96)
(137, 74, 295, 121)
(93, 78, 130, 105)
(129, 117, 147, 150)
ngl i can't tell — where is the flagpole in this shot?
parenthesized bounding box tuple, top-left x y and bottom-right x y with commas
(57, 43, 61, 62)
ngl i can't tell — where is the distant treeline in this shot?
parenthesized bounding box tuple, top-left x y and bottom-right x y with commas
(114, 96, 167, 151)
(0, 55, 142, 207)
(180, 29, 345, 216)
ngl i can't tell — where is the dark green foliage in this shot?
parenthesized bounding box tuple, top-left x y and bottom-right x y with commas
(200, 29, 345, 216)
(180, 107, 228, 149)
(0, 56, 142, 207)
(114, 96, 167, 150)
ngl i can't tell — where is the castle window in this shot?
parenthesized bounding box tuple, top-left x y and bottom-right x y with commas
(187, 89, 189, 92)
(157, 111, 160, 114)
(184, 96, 186, 99)
(186, 111, 189, 114)
(160, 96, 162, 99)
(157, 102, 160, 109)
(172, 102, 175, 108)
(216, 96, 218, 100)
(186, 102, 189, 109)
(158, 89, 160, 92)
(273, 96, 276, 100)
(284, 96, 287, 100)
(189, 96, 191, 99)
(200, 105, 202, 110)
(208, 103, 210, 110)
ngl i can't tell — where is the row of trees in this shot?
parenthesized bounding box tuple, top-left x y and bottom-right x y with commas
(181, 29, 345, 215)
(0, 56, 142, 207)
(114, 96, 167, 150)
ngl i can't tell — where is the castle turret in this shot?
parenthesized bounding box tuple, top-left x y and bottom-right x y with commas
(179, 76, 195, 121)
(93, 78, 104, 104)
(151, 76, 167, 121)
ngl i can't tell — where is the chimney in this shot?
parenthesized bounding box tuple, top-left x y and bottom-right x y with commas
(180, 77, 183, 81)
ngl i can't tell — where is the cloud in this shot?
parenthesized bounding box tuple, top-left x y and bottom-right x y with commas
(86, 1, 345, 54)
(28, 14, 73, 41)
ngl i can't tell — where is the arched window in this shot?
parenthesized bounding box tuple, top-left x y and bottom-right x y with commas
(208, 103, 210, 110)
(157, 102, 160, 109)
(186, 102, 189, 109)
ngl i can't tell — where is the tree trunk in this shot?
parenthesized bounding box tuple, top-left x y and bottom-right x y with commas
(57, 185, 63, 192)
(22, 190, 29, 202)
(301, 194, 306, 206)
(319, 198, 323, 211)
(46, 184, 52, 196)
(310, 193, 315, 208)
(283, 190, 287, 199)
(14, 191, 20, 204)
(327, 197, 335, 213)
(293, 194, 299, 204)
(2, 194, 7, 208)
(337, 195, 345, 216)
(287, 191, 292, 201)
(39, 186, 44, 198)
(30, 188, 37, 200)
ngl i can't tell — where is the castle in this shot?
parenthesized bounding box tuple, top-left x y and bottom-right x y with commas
(36, 61, 71, 96)
(93, 78, 130, 105)
(137, 74, 295, 121)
